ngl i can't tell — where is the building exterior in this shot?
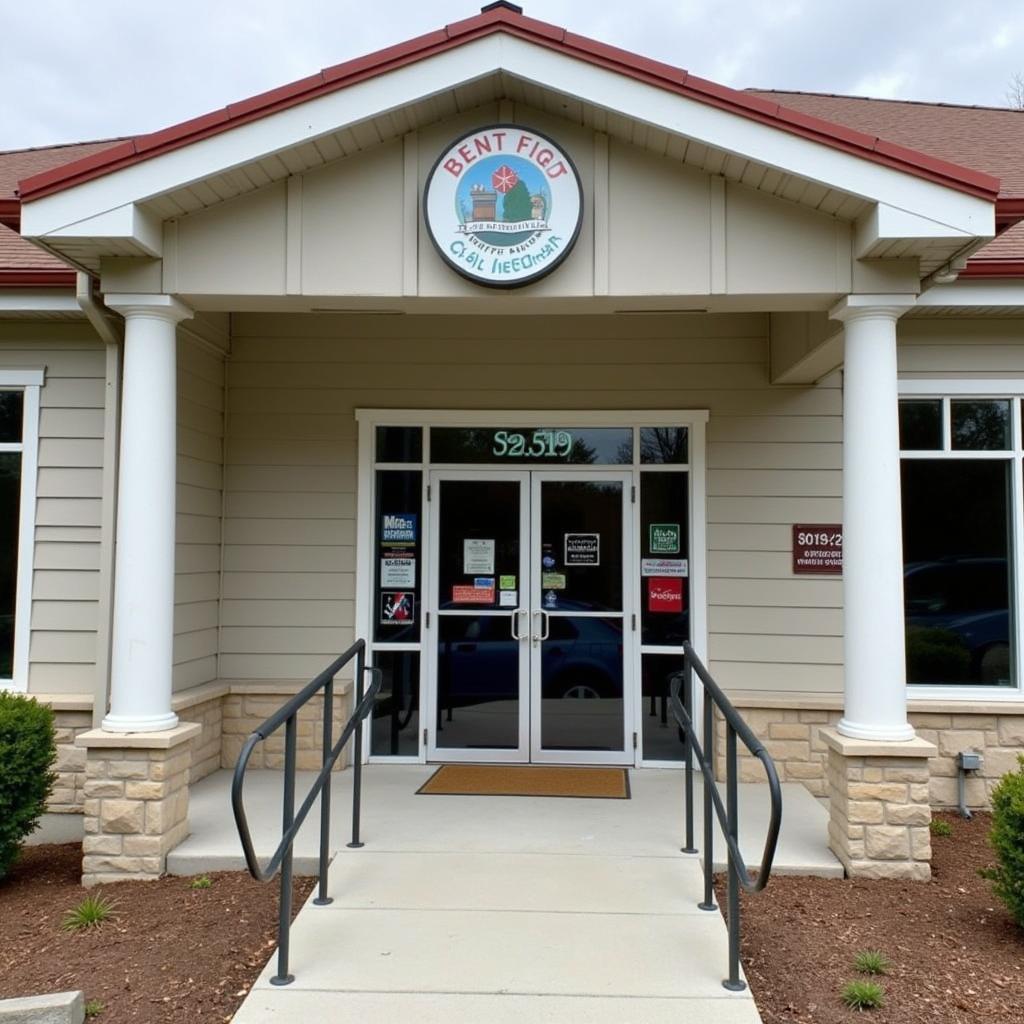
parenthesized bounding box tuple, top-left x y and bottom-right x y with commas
(2, 2, 1024, 884)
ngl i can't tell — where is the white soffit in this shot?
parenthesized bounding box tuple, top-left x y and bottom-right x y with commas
(21, 33, 994, 248)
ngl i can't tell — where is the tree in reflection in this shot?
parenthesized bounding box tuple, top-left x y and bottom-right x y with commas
(638, 428, 687, 464)
(953, 402, 1009, 449)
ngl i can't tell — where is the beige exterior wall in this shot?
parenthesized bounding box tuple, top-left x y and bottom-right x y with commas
(221, 311, 845, 690)
(166, 105, 851, 302)
(174, 333, 225, 692)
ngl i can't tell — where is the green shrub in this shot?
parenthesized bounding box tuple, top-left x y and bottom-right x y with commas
(190, 875, 212, 890)
(84, 1000, 104, 1018)
(840, 979, 885, 1010)
(981, 753, 1024, 927)
(930, 818, 953, 837)
(853, 950, 890, 976)
(0, 692, 57, 879)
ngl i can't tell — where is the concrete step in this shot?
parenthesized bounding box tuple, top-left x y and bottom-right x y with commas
(247, 903, 749, 1000)
(324, 849, 708, 914)
(233, 990, 762, 1024)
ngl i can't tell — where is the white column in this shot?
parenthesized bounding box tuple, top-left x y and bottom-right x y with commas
(832, 295, 916, 742)
(102, 295, 192, 732)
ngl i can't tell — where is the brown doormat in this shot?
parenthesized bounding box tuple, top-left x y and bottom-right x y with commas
(417, 764, 630, 799)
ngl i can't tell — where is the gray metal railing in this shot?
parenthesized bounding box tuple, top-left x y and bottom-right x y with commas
(670, 641, 783, 991)
(231, 639, 382, 985)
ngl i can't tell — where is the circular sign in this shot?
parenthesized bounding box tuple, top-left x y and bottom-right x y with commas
(423, 125, 583, 288)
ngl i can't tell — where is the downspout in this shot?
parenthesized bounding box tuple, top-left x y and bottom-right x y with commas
(76, 273, 123, 728)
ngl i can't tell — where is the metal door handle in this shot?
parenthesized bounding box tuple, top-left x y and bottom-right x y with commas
(510, 608, 526, 640)
(532, 610, 550, 647)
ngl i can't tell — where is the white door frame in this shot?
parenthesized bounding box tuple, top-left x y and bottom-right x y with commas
(529, 469, 635, 765)
(425, 469, 531, 762)
(355, 409, 709, 767)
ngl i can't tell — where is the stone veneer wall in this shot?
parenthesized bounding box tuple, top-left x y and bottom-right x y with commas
(49, 708, 93, 813)
(717, 700, 1024, 809)
(220, 688, 354, 772)
(176, 696, 224, 783)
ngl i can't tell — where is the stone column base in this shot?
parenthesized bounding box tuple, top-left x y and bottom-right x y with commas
(822, 727, 936, 881)
(76, 722, 201, 886)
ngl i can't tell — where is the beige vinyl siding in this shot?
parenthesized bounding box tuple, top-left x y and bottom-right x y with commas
(0, 322, 105, 695)
(223, 312, 845, 693)
(898, 318, 1024, 374)
(174, 335, 225, 691)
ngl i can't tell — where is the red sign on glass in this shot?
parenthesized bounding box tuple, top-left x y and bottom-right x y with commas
(648, 577, 685, 613)
(792, 524, 843, 575)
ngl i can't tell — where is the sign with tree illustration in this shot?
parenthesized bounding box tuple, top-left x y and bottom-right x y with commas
(423, 125, 583, 288)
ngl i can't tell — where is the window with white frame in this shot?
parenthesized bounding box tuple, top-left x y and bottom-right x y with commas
(898, 390, 1022, 692)
(0, 371, 41, 691)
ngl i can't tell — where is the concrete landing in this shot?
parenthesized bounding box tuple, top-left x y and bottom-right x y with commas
(232, 850, 762, 1023)
(170, 765, 842, 878)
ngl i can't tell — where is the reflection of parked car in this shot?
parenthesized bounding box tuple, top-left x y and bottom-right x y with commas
(437, 613, 623, 705)
(904, 559, 1010, 684)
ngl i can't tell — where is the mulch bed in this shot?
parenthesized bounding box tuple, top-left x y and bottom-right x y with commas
(0, 843, 314, 1023)
(719, 811, 1024, 1023)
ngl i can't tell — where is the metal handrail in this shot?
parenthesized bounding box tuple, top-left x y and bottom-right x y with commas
(670, 640, 783, 992)
(231, 638, 382, 986)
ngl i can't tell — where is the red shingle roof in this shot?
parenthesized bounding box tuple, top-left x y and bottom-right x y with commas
(747, 91, 1024, 199)
(0, 139, 125, 203)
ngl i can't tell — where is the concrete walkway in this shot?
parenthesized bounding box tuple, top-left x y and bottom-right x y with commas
(168, 767, 840, 1023)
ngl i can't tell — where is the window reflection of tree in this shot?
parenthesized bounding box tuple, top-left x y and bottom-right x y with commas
(952, 401, 1010, 450)
(639, 428, 687, 464)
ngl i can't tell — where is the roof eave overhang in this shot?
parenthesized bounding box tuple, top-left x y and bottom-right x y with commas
(17, 22, 999, 270)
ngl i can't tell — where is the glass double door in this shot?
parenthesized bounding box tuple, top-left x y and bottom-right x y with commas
(427, 470, 632, 764)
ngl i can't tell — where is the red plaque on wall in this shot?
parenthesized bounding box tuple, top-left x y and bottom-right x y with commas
(792, 524, 842, 575)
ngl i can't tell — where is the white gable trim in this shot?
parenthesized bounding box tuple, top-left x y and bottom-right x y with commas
(22, 33, 994, 247)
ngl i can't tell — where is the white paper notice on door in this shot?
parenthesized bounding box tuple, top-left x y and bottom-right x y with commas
(640, 558, 688, 578)
(381, 556, 415, 587)
(464, 538, 495, 575)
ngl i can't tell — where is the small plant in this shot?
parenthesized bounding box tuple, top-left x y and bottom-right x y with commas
(62, 894, 118, 932)
(980, 753, 1024, 927)
(191, 875, 212, 890)
(84, 1000, 104, 1019)
(0, 692, 57, 879)
(930, 818, 953, 837)
(853, 950, 890, 976)
(840, 979, 885, 1010)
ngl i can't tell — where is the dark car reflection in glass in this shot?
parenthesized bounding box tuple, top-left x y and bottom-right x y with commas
(904, 558, 1011, 686)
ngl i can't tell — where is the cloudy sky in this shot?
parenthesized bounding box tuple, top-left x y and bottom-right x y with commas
(3, 0, 1023, 150)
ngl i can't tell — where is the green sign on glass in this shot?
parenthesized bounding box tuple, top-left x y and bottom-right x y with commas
(649, 523, 680, 554)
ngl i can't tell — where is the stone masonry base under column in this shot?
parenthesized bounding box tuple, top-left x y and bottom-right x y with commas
(77, 723, 201, 886)
(822, 727, 936, 881)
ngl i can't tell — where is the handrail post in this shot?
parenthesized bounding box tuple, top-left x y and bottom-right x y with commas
(313, 676, 335, 906)
(681, 661, 696, 854)
(698, 682, 716, 912)
(723, 723, 746, 992)
(348, 645, 366, 849)
(271, 713, 298, 986)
